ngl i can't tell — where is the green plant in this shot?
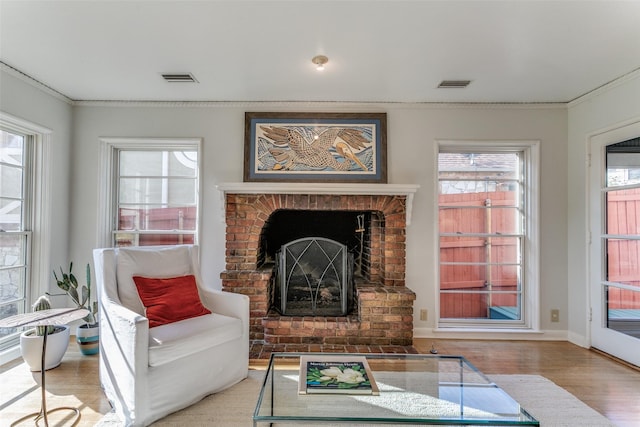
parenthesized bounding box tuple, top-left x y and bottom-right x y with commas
(33, 295, 55, 336)
(53, 263, 97, 325)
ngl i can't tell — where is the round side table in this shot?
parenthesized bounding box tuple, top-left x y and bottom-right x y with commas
(0, 308, 89, 427)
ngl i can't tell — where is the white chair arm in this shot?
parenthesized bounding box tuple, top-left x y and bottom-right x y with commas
(199, 289, 249, 334)
(100, 297, 150, 371)
(200, 288, 248, 319)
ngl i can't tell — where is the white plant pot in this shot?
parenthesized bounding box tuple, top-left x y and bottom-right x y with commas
(20, 325, 70, 371)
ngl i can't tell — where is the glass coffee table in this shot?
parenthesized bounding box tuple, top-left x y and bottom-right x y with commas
(253, 353, 538, 426)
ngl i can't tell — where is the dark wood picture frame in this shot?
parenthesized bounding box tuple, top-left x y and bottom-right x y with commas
(244, 112, 387, 183)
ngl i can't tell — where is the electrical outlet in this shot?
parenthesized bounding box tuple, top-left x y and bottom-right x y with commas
(420, 309, 428, 321)
(551, 309, 560, 322)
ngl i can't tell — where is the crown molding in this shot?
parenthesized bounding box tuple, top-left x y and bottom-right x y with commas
(0, 62, 73, 105)
(568, 67, 640, 108)
(72, 99, 566, 110)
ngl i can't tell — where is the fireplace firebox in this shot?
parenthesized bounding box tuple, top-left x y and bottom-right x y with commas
(274, 237, 354, 316)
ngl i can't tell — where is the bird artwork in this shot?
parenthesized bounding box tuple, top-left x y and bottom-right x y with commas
(256, 125, 374, 173)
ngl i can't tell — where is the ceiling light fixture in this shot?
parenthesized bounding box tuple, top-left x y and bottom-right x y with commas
(312, 55, 329, 71)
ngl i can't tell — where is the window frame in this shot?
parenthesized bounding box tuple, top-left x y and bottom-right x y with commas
(0, 112, 51, 362)
(436, 140, 540, 330)
(97, 138, 202, 248)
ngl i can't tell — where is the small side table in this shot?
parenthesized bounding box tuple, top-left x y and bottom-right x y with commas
(0, 308, 89, 427)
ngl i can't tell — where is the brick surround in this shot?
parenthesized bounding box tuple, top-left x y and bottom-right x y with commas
(220, 191, 416, 347)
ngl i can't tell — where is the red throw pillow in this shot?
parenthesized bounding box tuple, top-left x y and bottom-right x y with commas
(132, 275, 211, 328)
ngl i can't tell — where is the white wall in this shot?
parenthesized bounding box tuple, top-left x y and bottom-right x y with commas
(70, 105, 244, 283)
(392, 106, 568, 339)
(71, 102, 568, 338)
(567, 74, 640, 347)
(0, 68, 73, 299)
(0, 67, 571, 339)
(5, 61, 640, 352)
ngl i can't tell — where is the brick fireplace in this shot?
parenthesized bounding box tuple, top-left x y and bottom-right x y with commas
(218, 183, 418, 351)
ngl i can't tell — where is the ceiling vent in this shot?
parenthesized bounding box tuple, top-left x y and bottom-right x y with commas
(161, 73, 198, 83)
(437, 80, 471, 89)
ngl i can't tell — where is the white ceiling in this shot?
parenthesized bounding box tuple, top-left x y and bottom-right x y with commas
(1, 0, 640, 104)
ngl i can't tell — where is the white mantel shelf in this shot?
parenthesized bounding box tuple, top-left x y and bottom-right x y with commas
(216, 182, 419, 225)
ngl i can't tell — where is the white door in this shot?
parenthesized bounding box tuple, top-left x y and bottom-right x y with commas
(589, 120, 640, 367)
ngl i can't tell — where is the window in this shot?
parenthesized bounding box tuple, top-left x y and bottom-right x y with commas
(437, 141, 539, 329)
(0, 128, 31, 351)
(0, 113, 51, 359)
(589, 124, 640, 367)
(99, 138, 201, 248)
(603, 138, 640, 340)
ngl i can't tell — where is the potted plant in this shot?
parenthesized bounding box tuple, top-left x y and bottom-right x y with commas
(19, 295, 71, 371)
(53, 263, 99, 355)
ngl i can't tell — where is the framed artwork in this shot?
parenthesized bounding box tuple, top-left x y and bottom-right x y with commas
(244, 112, 387, 183)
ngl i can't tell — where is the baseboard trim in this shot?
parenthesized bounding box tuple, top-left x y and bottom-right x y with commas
(590, 347, 640, 372)
(0, 346, 22, 367)
(414, 327, 567, 341)
(567, 331, 589, 348)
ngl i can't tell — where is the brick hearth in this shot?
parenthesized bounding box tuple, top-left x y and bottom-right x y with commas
(219, 187, 416, 348)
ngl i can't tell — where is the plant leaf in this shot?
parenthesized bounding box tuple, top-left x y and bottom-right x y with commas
(69, 273, 78, 289)
(81, 286, 89, 306)
(68, 287, 79, 304)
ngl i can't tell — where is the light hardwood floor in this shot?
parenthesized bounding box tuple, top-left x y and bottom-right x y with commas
(1, 338, 639, 426)
(414, 339, 640, 427)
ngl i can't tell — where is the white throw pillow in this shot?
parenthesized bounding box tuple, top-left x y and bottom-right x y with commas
(116, 246, 193, 315)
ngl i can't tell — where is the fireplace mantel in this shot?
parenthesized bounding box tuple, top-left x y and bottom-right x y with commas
(216, 182, 419, 225)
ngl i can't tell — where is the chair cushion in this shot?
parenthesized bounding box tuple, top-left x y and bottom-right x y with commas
(133, 275, 211, 328)
(116, 246, 193, 315)
(147, 313, 242, 367)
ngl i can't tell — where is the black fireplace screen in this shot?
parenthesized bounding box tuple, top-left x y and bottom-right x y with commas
(274, 237, 353, 316)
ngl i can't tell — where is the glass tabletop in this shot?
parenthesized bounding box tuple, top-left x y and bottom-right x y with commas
(253, 352, 539, 426)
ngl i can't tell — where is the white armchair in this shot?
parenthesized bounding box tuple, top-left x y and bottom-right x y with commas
(93, 245, 249, 426)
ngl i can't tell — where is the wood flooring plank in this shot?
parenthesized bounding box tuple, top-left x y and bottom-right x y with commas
(2, 338, 639, 426)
